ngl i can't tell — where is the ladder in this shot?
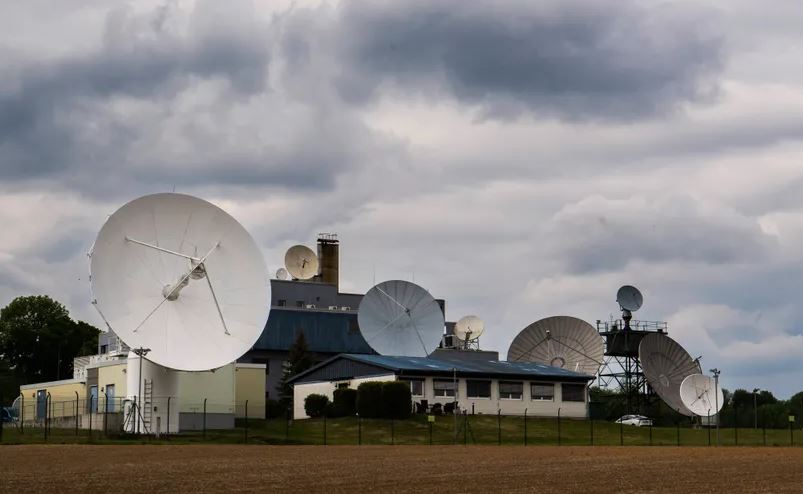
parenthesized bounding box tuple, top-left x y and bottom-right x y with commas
(142, 379, 153, 432)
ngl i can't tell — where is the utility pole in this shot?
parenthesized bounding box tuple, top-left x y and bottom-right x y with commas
(710, 368, 720, 446)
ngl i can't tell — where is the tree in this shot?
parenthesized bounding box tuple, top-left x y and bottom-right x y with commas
(278, 330, 315, 408)
(0, 295, 100, 396)
(304, 394, 330, 418)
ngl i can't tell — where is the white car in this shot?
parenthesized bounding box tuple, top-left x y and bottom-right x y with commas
(615, 415, 653, 427)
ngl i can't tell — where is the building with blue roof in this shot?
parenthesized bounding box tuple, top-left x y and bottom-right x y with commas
(288, 351, 594, 419)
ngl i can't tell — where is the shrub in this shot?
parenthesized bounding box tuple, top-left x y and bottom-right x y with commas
(356, 381, 384, 418)
(443, 401, 456, 415)
(382, 381, 412, 419)
(330, 388, 357, 417)
(430, 403, 443, 415)
(304, 394, 330, 418)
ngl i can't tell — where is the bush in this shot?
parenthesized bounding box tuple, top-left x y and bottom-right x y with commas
(430, 403, 443, 415)
(443, 401, 456, 415)
(329, 388, 357, 417)
(382, 381, 412, 419)
(304, 394, 330, 418)
(357, 381, 384, 418)
(265, 399, 287, 419)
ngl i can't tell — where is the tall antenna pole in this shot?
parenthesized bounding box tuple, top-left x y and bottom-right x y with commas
(134, 347, 151, 434)
(710, 368, 720, 446)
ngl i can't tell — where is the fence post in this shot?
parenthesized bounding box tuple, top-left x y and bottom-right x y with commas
(676, 418, 680, 447)
(734, 405, 738, 446)
(497, 409, 501, 446)
(390, 418, 394, 446)
(649, 421, 652, 446)
(75, 391, 79, 436)
(244, 400, 249, 444)
(167, 397, 171, 437)
(707, 409, 711, 446)
(557, 408, 562, 446)
(358, 415, 362, 445)
(464, 412, 468, 445)
(202, 398, 207, 440)
(524, 408, 528, 446)
(791, 418, 795, 447)
(88, 396, 93, 441)
(45, 392, 51, 442)
(103, 389, 109, 436)
(763, 423, 766, 446)
(619, 416, 623, 446)
(429, 418, 433, 445)
(590, 418, 594, 446)
(20, 394, 24, 435)
(285, 409, 290, 444)
(0, 391, 3, 443)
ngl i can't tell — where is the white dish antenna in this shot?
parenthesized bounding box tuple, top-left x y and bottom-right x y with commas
(680, 374, 724, 416)
(284, 244, 319, 280)
(357, 280, 445, 357)
(455, 315, 485, 342)
(617, 285, 643, 312)
(275, 267, 289, 280)
(89, 193, 269, 371)
(507, 316, 604, 376)
(639, 333, 701, 416)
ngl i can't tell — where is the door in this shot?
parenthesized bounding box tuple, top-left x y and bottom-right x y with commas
(36, 390, 47, 420)
(106, 384, 115, 413)
(89, 385, 98, 413)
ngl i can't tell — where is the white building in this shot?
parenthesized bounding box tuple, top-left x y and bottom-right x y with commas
(289, 352, 594, 420)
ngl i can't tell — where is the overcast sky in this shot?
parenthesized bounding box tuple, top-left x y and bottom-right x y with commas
(3, 0, 803, 397)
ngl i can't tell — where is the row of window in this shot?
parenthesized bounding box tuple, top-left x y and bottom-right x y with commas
(404, 379, 585, 402)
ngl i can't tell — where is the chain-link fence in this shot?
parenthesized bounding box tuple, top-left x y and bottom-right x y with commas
(2, 396, 801, 447)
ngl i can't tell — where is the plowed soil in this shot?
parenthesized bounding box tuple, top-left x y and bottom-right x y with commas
(2, 445, 801, 493)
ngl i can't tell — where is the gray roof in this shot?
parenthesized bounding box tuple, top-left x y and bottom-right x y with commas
(289, 353, 595, 385)
(253, 309, 374, 354)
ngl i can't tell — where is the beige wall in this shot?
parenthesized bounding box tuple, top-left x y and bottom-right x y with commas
(19, 380, 86, 421)
(293, 374, 397, 419)
(235, 363, 266, 418)
(97, 362, 127, 412)
(178, 364, 235, 414)
(420, 377, 588, 418)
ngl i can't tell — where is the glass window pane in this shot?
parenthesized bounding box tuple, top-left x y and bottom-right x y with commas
(467, 380, 491, 398)
(531, 383, 555, 401)
(499, 381, 523, 399)
(562, 383, 586, 402)
(433, 380, 455, 397)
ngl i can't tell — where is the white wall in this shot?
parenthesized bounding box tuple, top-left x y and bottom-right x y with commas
(293, 374, 396, 419)
(400, 376, 588, 418)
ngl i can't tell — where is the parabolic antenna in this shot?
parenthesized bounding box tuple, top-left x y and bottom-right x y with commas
(455, 315, 485, 342)
(357, 280, 445, 357)
(284, 245, 318, 280)
(275, 267, 289, 280)
(680, 374, 724, 417)
(507, 316, 604, 376)
(639, 333, 701, 416)
(617, 285, 643, 311)
(89, 193, 269, 371)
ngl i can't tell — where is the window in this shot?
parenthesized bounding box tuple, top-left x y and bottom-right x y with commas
(466, 380, 491, 399)
(531, 383, 555, 401)
(105, 384, 116, 412)
(499, 381, 523, 400)
(562, 383, 586, 402)
(100, 344, 108, 354)
(433, 380, 455, 397)
(277, 299, 286, 307)
(295, 300, 304, 308)
(401, 379, 424, 397)
(336, 382, 350, 389)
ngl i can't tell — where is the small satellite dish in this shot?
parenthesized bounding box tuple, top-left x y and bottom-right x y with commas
(455, 315, 485, 342)
(275, 267, 289, 280)
(89, 193, 269, 371)
(639, 333, 701, 416)
(507, 316, 604, 376)
(357, 280, 445, 357)
(617, 285, 643, 312)
(680, 374, 724, 416)
(284, 245, 319, 280)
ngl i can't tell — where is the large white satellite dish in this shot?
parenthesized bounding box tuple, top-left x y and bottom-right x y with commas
(89, 193, 269, 371)
(284, 245, 319, 280)
(639, 333, 701, 416)
(617, 285, 643, 312)
(680, 374, 724, 417)
(507, 316, 604, 376)
(455, 315, 485, 342)
(357, 280, 445, 357)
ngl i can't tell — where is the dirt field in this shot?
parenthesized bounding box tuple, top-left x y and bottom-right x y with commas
(2, 445, 802, 493)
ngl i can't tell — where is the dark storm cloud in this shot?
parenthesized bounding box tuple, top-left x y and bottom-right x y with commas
(314, 0, 724, 120)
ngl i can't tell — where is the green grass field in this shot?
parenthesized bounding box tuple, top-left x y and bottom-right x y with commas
(2, 415, 801, 447)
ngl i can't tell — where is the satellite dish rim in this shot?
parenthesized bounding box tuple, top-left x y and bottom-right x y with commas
(455, 315, 485, 342)
(284, 244, 319, 280)
(617, 285, 644, 312)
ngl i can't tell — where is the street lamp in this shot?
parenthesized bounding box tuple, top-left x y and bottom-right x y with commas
(753, 388, 760, 430)
(710, 368, 721, 446)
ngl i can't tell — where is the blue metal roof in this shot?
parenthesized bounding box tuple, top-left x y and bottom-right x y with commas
(344, 354, 593, 379)
(289, 353, 594, 384)
(253, 309, 374, 354)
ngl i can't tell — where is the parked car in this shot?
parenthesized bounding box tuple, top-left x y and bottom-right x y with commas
(615, 414, 653, 427)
